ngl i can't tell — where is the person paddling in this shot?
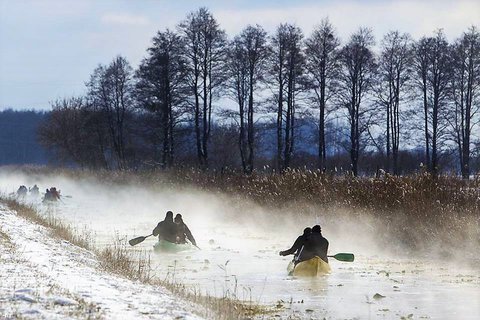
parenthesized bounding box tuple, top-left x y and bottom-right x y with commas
(299, 225, 329, 263)
(279, 227, 312, 258)
(174, 214, 197, 246)
(152, 211, 177, 243)
(49, 187, 61, 201)
(17, 185, 28, 198)
(29, 184, 39, 196)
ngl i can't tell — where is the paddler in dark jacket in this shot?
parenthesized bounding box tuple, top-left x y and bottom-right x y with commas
(174, 214, 197, 246)
(299, 225, 329, 263)
(17, 185, 28, 198)
(279, 227, 312, 257)
(152, 211, 177, 243)
(49, 187, 61, 200)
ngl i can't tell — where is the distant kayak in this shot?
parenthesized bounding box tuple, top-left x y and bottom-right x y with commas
(42, 198, 58, 204)
(287, 256, 331, 277)
(153, 240, 193, 253)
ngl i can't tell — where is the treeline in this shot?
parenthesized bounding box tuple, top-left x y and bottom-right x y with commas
(0, 109, 49, 165)
(38, 8, 480, 177)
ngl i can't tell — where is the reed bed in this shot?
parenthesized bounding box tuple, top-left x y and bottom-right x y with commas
(5, 166, 480, 256)
(12, 165, 480, 214)
(12, 165, 479, 254)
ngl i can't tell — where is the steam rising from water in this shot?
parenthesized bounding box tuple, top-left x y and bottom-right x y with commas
(0, 169, 388, 256)
(0, 168, 478, 262)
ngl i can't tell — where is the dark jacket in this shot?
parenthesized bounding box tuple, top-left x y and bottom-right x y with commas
(17, 186, 27, 197)
(176, 222, 196, 246)
(43, 190, 56, 202)
(280, 234, 308, 256)
(299, 233, 329, 263)
(152, 219, 177, 243)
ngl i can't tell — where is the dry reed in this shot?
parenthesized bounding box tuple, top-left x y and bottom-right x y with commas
(6, 166, 480, 251)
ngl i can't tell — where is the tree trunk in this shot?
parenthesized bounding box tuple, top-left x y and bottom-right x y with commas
(422, 81, 430, 172)
(247, 72, 255, 174)
(318, 59, 326, 171)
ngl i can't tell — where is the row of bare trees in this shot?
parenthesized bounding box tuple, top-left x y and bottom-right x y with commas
(39, 8, 480, 178)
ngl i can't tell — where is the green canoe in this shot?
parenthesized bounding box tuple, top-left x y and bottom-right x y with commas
(153, 240, 193, 253)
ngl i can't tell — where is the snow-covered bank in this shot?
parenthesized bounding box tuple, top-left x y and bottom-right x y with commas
(0, 204, 204, 320)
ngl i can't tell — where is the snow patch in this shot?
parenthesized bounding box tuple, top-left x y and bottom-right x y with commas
(0, 204, 204, 320)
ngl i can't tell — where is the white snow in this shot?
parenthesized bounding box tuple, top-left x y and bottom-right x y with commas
(0, 205, 204, 320)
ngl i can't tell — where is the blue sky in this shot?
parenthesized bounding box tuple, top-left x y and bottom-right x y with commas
(1, 0, 479, 110)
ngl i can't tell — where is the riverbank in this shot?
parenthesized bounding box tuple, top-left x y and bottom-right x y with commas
(0, 203, 203, 320)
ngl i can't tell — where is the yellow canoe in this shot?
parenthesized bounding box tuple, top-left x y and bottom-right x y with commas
(287, 256, 331, 277)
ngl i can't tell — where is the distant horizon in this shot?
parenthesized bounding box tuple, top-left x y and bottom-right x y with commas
(1, 0, 479, 110)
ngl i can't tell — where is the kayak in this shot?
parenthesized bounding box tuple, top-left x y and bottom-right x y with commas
(153, 240, 193, 253)
(287, 256, 331, 277)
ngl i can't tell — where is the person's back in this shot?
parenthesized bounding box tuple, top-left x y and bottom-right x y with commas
(299, 225, 329, 263)
(279, 227, 311, 257)
(153, 211, 177, 243)
(50, 187, 60, 200)
(176, 223, 187, 244)
(44, 189, 51, 201)
(30, 185, 39, 196)
(174, 214, 196, 246)
(17, 186, 27, 197)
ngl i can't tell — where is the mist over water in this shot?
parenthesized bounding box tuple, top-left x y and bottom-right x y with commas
(1, 168, 479, 319)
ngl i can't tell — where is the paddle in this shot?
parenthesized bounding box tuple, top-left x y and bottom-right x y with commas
(129, 234, 153, 246)
(294, 245, 305, 263)
(328, 253, 355, 262)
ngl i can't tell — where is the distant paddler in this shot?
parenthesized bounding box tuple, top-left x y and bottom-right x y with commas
(29, 184, 39, 197)
(16, 185, 28, 198)
(43, 187, 61, 202)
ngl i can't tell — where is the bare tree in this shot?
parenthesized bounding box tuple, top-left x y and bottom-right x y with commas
(413, 30, 452, 175)
(413, 37, 431, 171)
(87, 56, 135, 169)
(135, 30, 188, 168)
(376, 31, 412, 175)
(448, 26, 480, 179)
(270, 23, 305, 170)
(38, 97, 108, 168)
(178, 8, 227, 169)
(226, 25, 269, 173)
(305, 19, 340, 171)
(338, 28, 377, 176)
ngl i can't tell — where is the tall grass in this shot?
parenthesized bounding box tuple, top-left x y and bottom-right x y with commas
(11, 166, 480, 215)
(9, 166, 479, 254)
(1, 197, 94, 250)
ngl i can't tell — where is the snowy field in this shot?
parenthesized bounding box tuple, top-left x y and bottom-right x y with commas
(1, 170, 479, 319)
(0, 204, 203, 320)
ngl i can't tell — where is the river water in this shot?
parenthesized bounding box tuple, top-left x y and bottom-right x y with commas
(2, 173, 479, 319)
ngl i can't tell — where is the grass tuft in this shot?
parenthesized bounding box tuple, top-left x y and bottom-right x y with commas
(1, 197, 93, 250)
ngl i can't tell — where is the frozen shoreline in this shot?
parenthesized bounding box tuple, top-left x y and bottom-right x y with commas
(0, 204, 203, 320)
